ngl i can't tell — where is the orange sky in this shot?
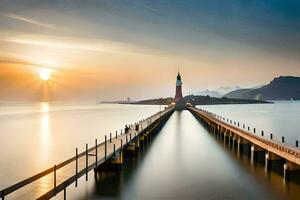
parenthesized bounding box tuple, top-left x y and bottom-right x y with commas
(0, 1, 299, 101)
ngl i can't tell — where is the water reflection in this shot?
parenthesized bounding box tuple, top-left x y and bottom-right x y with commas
(0, 103, 159, 191)
(85, 110, 300, 200)
(41, 102, 50, 113)
(206, 119, 300, 200)
(93, 152, 146, 198)
(39, 102, 51, 167)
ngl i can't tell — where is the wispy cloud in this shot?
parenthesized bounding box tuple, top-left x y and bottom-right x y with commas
(2, 13, 55, 29)
(128, 0, 163, 15)
(1, 32, 167, 58)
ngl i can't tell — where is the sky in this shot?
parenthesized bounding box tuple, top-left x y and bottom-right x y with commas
(0, 0, 299, 101)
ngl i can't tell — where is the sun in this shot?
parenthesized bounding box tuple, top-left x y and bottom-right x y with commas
(39, 68, 51, 81)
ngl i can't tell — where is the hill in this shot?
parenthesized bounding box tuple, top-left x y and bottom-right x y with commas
(133, 95, 269, 105)
(223, 89, 254, 99)
(225, 76, 300, 100)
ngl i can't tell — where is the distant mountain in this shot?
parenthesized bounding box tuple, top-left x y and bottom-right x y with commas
(194, 86, 241, 98)
(216, 86, 241, 95)
(223, 89, 254, 99)
(251, 84, 266, 89)
(224, 76, 300, 100)
(194, 89, 222, 98)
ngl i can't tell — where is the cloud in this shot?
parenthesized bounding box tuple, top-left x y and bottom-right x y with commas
(128, 0, 163, 15)
(1, 31, 168, 58)
(2, 13, 55, 29)
(0, 57, 37, 66)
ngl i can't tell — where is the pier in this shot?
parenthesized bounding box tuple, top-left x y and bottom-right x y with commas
(0, 107, 174, 200)
(188, 107, 300, 181)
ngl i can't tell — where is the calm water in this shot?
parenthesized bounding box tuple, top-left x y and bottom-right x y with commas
(57, 108, 300, 200)
(0, 102, 160, 189)
(1, 102, 300, 199)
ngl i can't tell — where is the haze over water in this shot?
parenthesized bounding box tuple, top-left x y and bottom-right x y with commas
(0, 102, 160, 189)
(1, 101, 300, 199)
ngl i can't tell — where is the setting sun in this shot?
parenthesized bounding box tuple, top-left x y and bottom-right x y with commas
(39, 68, 51, 81)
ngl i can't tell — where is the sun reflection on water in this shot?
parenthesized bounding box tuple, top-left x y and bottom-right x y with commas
(38, 102, 51, 168)
(41, 102, 50, 113)
(29, 102, 55, 196)
(40, 102, 50, 139)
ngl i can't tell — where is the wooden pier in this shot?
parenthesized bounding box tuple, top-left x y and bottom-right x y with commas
(0, 106, 174, 200)
(189, 107, 300, 180)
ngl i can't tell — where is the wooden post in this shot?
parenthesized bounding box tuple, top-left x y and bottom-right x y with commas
(116, 131, 117, 139)
(54, 165, 56, 195)
(248, 126, 250, 131)
(64, 186, 66, 200)
(282, 137, 285, 143)
(105, 135, 107, 160)
(270, 133, 273, 140)
(113, 144, 116, 155)
(121, 139, 123, 149)
(95, 139, 98, 166)
(110, 133, 112, 143)
(296, 140, 299, 147)
(75, 148, 78, 187)
(86, 144, 88, 181)
(261, 131, 264, 136)
(254, 128, 256, 134)
(243, 124, 245, 129)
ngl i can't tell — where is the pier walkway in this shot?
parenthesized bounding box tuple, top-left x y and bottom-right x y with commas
(189, 107, 300, 179)
(0, 106, 174, 200)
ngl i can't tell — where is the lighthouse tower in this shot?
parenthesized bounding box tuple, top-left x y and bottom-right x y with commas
(174, 72, 183, 102)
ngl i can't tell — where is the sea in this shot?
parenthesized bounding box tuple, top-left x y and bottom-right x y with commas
(0, 101, 299, 200)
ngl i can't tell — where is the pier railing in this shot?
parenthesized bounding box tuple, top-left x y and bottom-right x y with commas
(0, 106, 174, 200)
(1, 141, 104, 199)
(189, 107, 300, 165)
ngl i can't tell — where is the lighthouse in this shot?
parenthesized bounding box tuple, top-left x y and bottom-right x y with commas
(174, 72, 183, 102)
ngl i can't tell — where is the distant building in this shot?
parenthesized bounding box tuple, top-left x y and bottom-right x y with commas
(174, 72, 183, 102)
